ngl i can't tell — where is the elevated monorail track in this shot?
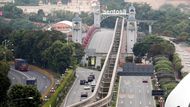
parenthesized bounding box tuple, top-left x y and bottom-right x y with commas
(68, 17, 124, 107)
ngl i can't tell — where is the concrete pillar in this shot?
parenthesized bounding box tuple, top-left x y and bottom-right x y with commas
(149, 24, 152, 34)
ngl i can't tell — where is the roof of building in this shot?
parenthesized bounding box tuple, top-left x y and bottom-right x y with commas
(56, 20, 72, 27)
(87, 28, 114, 54)
(165, 73, 190, 107)
(118, 63, 154, 76)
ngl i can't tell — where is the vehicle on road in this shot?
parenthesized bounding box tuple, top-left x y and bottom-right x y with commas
(26, 77, 37, 85)
(84, 85, 91, 90)
(142, 80, 148, 83)
(80, 80, 86, 85)
(88, 75, 94, 82)
(81, 92, 88, 97)
(15, 58, 28, 71)
(50, 87, 55, 93)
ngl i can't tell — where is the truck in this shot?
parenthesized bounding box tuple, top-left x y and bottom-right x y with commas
(26, 77, 37, 85)
(15, 58, 28, 71)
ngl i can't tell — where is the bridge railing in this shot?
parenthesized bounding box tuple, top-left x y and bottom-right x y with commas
(85, 18, 124, 107)
(68, 18, 121, 107)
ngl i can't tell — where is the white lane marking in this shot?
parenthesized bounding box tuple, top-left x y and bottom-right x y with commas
(45, 86, 47, 88)
(13, 77, 15, 80)
(149, 101, 151, 105)
(43, 76, 46, 78)
(147, 90, 149, 94)
(139, 89, 141, 93)
(120, 100, 124, 104)
(130, 101, 132, 104)
(140, 101, 142, 104)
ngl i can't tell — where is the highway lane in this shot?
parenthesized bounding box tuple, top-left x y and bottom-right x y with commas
(116, 76, 155, 107)
(8, 69, 27, 85)
(61, 67, 100, 107)
(24, 70, 51, 93)
(8, 67, 51, 94)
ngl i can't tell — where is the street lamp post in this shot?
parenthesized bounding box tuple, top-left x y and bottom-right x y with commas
(2, 40, 14, 61)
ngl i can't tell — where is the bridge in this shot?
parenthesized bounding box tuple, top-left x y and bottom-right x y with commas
(65, 2, 155, 107)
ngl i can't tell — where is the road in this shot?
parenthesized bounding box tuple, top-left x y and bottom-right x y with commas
(162, 36, 190, 73)
(116, 76, 155, 107)
(61, 67, 100, 107)
(8, 67, 51, 93)
(24, 70, 51, 93)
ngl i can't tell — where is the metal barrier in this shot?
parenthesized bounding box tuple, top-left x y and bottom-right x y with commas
(68, 17, 124, 107)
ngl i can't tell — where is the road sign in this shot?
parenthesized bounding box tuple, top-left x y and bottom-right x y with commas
(152, 90, 164, 96)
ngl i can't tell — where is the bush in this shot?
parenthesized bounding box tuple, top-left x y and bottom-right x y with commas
(42, 69, 75, 107)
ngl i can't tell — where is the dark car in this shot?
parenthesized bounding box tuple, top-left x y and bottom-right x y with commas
(142, 80, 148, 83)
(81, 92, 88, 97)
(89, 74, 95, 80)
(80, 80, 86, 85)
(88, 76, 93, 82)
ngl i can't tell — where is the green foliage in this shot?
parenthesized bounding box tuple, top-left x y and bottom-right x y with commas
(42, 69, 75, 107)
(133, 36, 175, 59)
(161, 82, 177, 99)
(0, 61, 10, 107)
(172, 53, 183, 72)
(10, 19, 38, 30)
(133, 42, 149, 57)
(43, 40, 73, 73)
(2, 3, 23, 19)
(15, 0, 39, 6)
(155, 63, 173, 72)
(8, 85, 41, 107)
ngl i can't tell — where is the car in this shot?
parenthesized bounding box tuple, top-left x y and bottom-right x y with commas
(84, 85, 91, 90)
(80, 80, 86, 85)
(50, 87, 55, 93)
(88, 76, 93, 82)
(89, 73, 95, 80)
(81, 92, 88, 97)
(142, 80, 148, 83)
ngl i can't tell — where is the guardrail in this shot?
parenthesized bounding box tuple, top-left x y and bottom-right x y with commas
(68, 17, 124, 107)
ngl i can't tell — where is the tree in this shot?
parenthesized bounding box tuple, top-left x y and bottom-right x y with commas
(2, 3, 23, 19)
(8, 85, 41, 107)
(133, 42, 149, 57)
(73, 43, 85, 64)
(0, 61, 10, 107)
(43, 40, 73, 73)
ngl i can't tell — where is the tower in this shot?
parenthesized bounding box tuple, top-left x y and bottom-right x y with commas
(72, 13, 82, 44)
(126, 4, 137, 55)
(92, 1, 101, 28)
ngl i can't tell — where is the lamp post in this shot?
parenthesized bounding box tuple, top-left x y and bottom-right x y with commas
(2, 39, 14, 61)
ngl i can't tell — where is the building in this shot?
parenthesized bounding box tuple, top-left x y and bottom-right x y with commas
(51, 20, 72, 33)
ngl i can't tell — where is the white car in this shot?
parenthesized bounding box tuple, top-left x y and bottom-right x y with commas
(84, 85, 91, 90)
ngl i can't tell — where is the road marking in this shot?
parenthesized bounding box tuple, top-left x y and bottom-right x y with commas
(140, 101, 142, 104)
(130, 101, 132, 104)
(149, 101, 151, 105)
(43, 76, 46, 78)
(139, 90, 141, 93)
(45, 86, 47, 88)
(120, 100, 124, 104)
(12, 77, 15, 80)
(147, 90, 149, 94)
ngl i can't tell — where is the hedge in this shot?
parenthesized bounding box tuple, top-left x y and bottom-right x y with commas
(42, 69, 75, 107)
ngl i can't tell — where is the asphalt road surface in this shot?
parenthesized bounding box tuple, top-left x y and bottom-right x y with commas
(24, 70, 51, 93)
(116, 76, 155, 107)
(61, 67, 100, 107)
(8, 67, 51, 93)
